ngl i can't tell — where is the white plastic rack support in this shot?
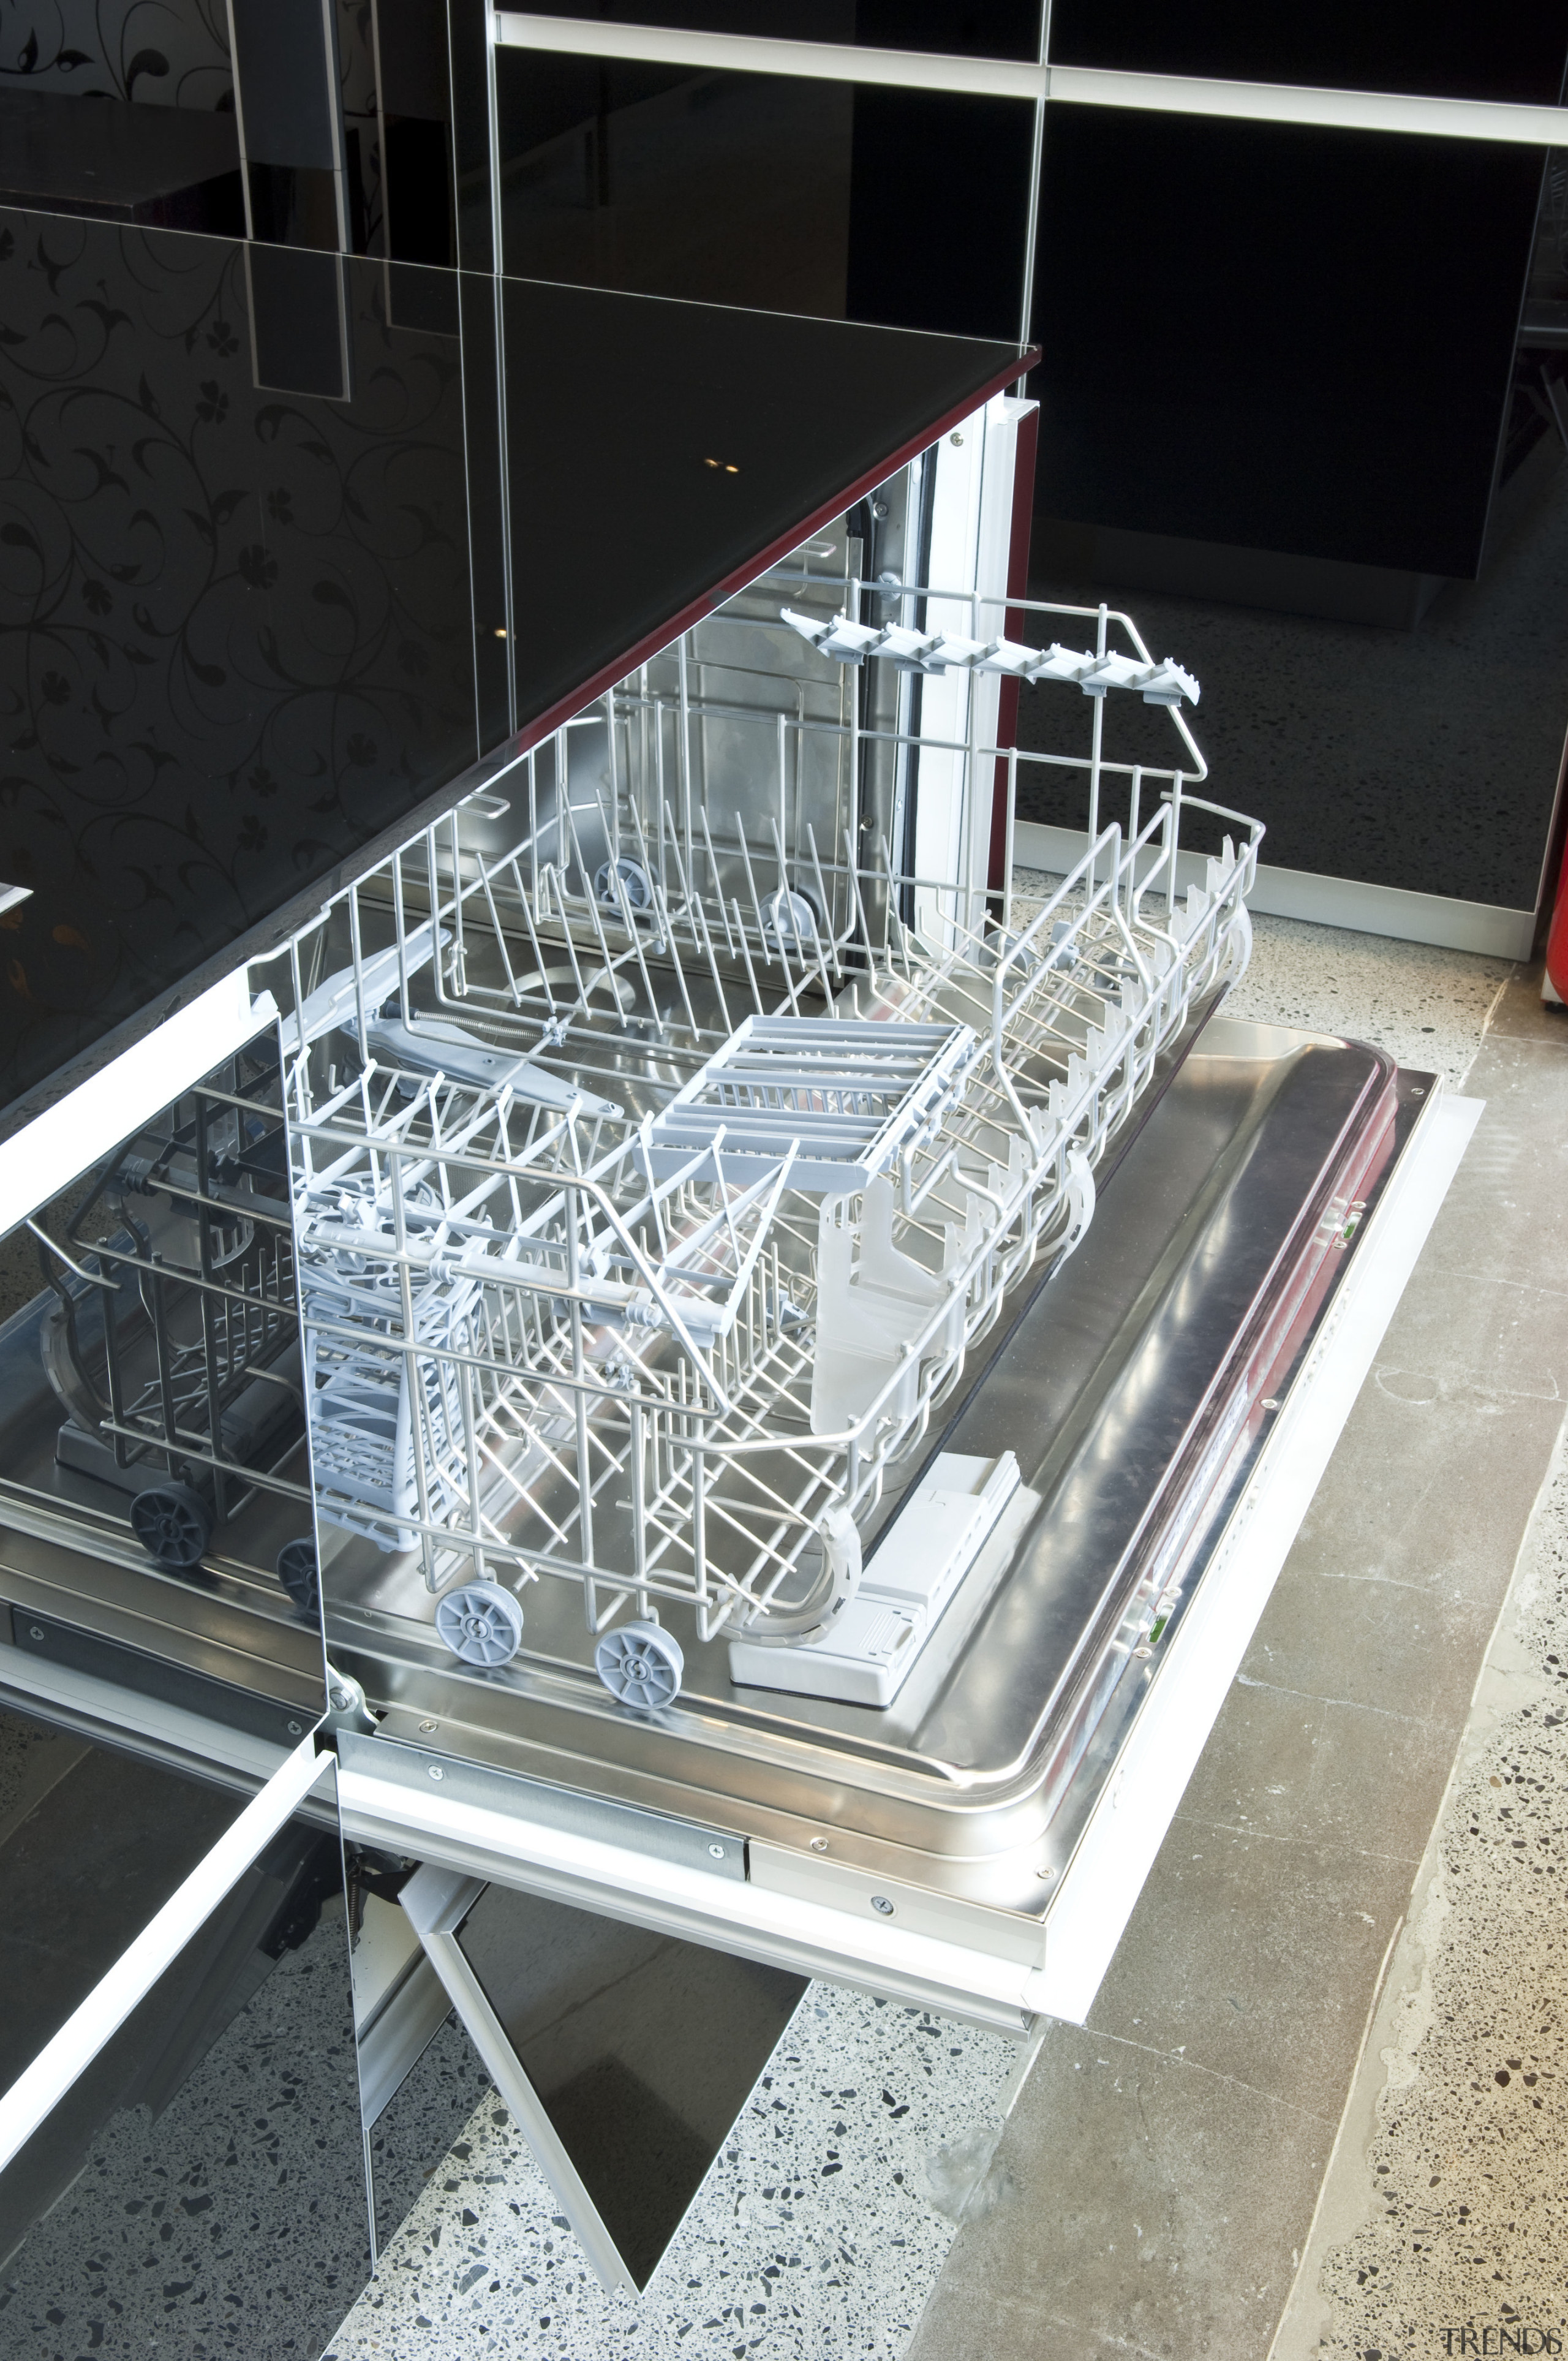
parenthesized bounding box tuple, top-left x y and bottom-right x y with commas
(728, 1449, 1024, 1704)
(640, 1014, 981, 1192)
(779, 606, 1200, 706)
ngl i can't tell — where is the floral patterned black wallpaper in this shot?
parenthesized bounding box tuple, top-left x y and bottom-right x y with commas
(0, 0, 233, 107)
(0, 209, 480, 1114)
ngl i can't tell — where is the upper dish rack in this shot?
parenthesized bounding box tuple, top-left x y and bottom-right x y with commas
(266, 577, 1262, 1696)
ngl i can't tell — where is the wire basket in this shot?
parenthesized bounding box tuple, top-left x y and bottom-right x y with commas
(274, 575, 1262, 1657)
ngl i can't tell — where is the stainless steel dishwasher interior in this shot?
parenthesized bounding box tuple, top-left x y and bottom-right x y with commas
(336, 1014, 1405, 1917)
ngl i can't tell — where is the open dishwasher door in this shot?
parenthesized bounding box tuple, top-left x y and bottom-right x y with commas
(287, 436, 1473, 2036)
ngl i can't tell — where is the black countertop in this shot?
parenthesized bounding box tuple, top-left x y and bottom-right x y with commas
(0, 208, 1028, 1136)
(0, 88, 245, 230)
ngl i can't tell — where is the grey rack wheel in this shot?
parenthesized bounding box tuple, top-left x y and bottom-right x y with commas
(595, 1618, 684, 1709)
(130, 1482, 214, 1570)
(594, 856, 653, 915)
(276, 1536, 320, 1619)
(435, 1581, 524, 1668)
(761, 886, 819, 947)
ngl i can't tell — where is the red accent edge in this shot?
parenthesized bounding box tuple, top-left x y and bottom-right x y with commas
(1547, 829, 1568, 1001)
(987, 399, 1040, 898)
(509, 346, 1042, 760)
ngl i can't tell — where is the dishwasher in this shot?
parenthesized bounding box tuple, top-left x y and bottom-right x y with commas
(0, 391, 1467, 2300)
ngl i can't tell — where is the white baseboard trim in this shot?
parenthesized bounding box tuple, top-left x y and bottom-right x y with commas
(1012, 821, 1535, 962)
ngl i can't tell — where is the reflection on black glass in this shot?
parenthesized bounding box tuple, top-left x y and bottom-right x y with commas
(500, 2, 1042, 62)
(0, 203, 1022, 1127)
(1047, 0, 1568, 106)
(456, 1884, 805, 2289)
(0, 213, 480, 1117)
(0, 1713, 241, 2095)
(1032, 110, 1541, 580)
(494, 55, 1032, 338)
(0, 88, 246, 237)
(1025, 106, 1567, 912)
(0, 1797, 367, 2355)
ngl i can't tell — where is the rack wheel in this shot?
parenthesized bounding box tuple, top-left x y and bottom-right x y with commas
(594, 856, 653, 915)
(595, 1619, 684, 1709)
(276, 1536, 320, 1618)
(130, 1483, 214, 1570)
(435, 1581, 525, 1668)
(760, 886, 819, 947)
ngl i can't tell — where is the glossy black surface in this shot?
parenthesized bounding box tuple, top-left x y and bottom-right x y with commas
(494, 52, 1032, 336)
(1019, 436, 1568, 910)
(1031, 107, 1542, 581)
(0, 86, 244, 233)
(504, 1, 1043, 62)
(0, 1710, 242, 2093)
(456, 1881, 805, 2288)
(0, 206, 1024, 1129)
(0, 1771, 369, 2357)
(1046, 0, 1568, 105)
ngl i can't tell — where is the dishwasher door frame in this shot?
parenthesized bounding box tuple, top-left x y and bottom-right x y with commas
(334, 1076, 1481, 2032)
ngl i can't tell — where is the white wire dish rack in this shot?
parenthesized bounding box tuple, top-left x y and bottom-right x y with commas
(273, 573, 1262, 1709)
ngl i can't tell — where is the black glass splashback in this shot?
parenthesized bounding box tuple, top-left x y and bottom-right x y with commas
(1046, 0, 1568, 106)
(0, 207, 1027, 1133)
(1031, 107, 1542, 580)
(491, 51, 1032, 338)
(0, 1771, 369, 2360)
(501, 2, 1044, 62)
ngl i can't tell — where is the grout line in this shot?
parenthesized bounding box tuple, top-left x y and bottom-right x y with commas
(1169, 1807, 1423, 1868)
(1476, 970, 1514, 1046)
(976, 2297, 1170, 2361)
(1234, 1674, 1450, 1726)
(1380, 1272, 1568, 1310)
(1076, 2027, 1339, 2128)
(1263, 1417, 1568, 2360)
(1284, 1566, 1507, 1599)
(1263, 1911, 1407, 2361)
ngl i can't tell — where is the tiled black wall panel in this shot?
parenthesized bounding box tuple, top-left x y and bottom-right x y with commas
(1031, 108, 1543, 580)
(501, 2, 1043, 62)
(1047, 0, 1568, 106)
(495, 50, 1033, 336)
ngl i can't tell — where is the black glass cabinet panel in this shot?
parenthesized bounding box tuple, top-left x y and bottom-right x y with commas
(454, 1881, 806, 2290)
(0, 1710, 244, 2095)
(494, 50, 1033, 338)
(0, 205, 1025, 1133)
(504, 2, 1043, 62)
(0, 1782, 368, 2360)
(1046, 0, 1568, 106)
(0, 86, 246, 236)
(1031, 107, 1544, 580)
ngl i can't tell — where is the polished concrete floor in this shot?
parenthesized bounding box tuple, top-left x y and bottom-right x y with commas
(316, 913, 1568, 2360)
(905, 959, 1568, 2361)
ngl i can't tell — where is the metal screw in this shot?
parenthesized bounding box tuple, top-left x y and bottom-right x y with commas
(1036, 1865, 1055, 1881)
(285, 1719, 303, 1736)
(949, 431, 965, 445)
(810, 1837, 829, 1853)
(707, 1842, 726, 1860)
(870, 1895, 895, 1916)
(419, 1720, 437, 1733)
(28, 1626, 43, 1642)
(1261, 1397, 1279, 1410)
(872, 498, 889, 518)
(428, 1764, 445, 1781)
